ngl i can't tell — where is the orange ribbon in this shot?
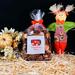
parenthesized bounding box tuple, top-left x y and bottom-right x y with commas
(31, 19, 45, 28)
(31, 19, 43, 25)
(56, 20, 65, 25)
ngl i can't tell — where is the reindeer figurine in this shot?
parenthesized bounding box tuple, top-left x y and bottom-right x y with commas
(48, 4, 75, 55)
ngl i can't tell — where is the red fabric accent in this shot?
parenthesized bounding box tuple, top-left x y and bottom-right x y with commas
(31, 19, 43, 24)
(31, 19, 45, 28)
(56, 20, 65, 25)
(54, 42, 67, 54)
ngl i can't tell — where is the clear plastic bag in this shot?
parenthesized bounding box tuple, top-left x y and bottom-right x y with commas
(21, 9, 51, 61)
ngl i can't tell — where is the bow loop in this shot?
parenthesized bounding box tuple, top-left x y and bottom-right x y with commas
(31, 19, 43, 25)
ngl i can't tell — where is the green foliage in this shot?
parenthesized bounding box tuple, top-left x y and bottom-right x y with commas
(47, 21, 75, 32)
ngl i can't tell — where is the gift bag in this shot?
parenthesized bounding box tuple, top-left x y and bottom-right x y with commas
(21, 9, 51, 61)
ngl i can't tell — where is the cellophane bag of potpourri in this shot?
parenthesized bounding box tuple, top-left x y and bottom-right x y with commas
(21, 9, 51, 61)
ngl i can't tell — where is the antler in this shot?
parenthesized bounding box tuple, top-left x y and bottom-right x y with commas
(49, 4, 63, 14)
(65, 5, 74, 12)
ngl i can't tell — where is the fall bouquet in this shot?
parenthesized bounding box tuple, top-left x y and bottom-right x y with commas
(0, 27, 22, 60)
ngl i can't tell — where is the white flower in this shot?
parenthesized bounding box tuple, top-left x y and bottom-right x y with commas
(15, 32, 22, 41)
(3, 46, 13, 58)
(9, 28, 15, 33)
(1, 27, 15, 34)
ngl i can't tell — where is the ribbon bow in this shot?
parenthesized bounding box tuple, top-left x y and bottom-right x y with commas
(31, 19, 43, 25)
(56, 20, 65, 25)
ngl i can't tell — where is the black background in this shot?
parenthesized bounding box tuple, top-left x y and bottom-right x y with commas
(0, 0, 75, 30)
(0, 0, 75, 53)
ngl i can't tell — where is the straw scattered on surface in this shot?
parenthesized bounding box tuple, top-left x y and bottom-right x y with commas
(0, 54, 75, 75)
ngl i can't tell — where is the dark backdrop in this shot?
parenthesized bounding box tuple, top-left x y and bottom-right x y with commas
(0, 0, 75, 54)
(0, 0, 75, 30)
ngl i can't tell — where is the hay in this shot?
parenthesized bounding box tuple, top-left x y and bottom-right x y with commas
(0, 54, 75, 75)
